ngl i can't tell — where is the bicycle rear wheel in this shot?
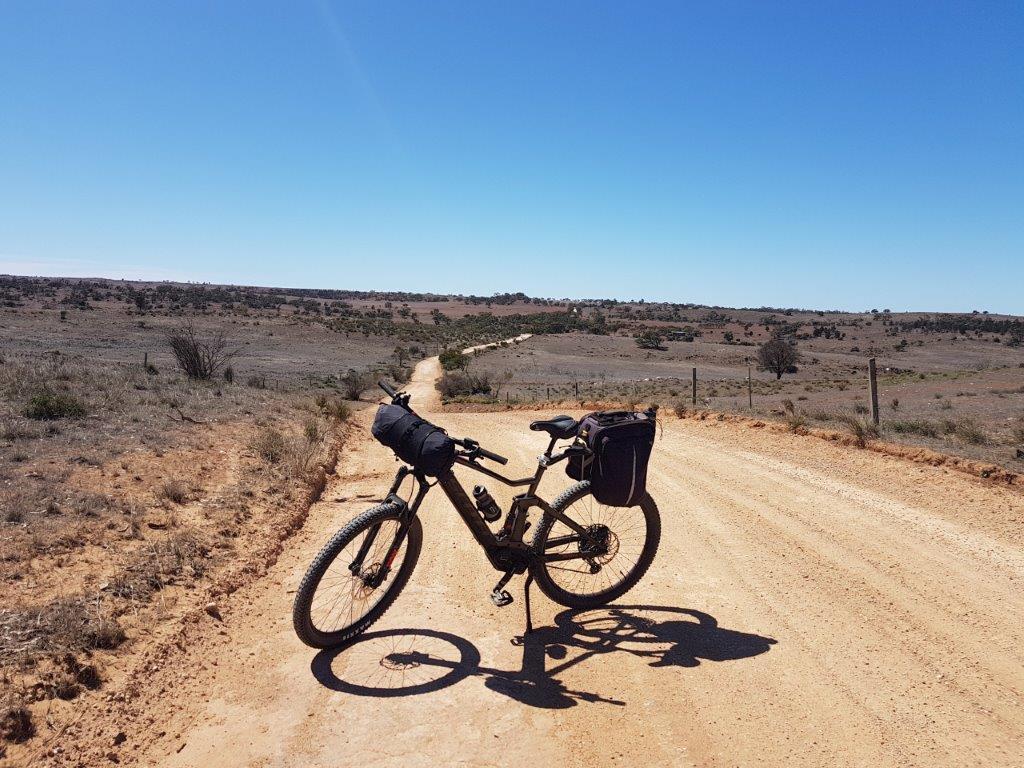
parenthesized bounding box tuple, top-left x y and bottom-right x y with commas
(529, 481, 660, 608)
(293, 502, 422, 649)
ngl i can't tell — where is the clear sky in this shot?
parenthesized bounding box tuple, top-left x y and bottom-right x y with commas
(1, 2, 1022, 312)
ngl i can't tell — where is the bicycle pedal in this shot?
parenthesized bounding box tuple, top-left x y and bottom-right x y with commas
(490, 589, 513, 608)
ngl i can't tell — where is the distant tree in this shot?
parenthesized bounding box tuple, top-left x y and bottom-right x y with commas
(634, 330, 665, 351)
(757, 338, 800, 380)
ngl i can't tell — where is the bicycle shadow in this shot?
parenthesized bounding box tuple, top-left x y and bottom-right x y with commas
(311, 605, 776, 709)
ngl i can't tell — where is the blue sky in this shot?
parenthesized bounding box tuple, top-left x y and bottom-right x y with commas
(1, 2, 1022, 312)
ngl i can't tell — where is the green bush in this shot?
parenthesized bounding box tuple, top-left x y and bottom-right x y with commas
(439, 348, 469, 371)
(24, 391, 86, 420)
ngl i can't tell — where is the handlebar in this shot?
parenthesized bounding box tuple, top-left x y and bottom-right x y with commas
(378, 380, 508, 465)
(456, 437, 509, 466)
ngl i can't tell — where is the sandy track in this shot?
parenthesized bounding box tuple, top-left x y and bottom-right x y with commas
(125, 356, 1023, 768)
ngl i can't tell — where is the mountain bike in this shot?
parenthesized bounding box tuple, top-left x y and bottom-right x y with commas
(292, 381, 662, 649)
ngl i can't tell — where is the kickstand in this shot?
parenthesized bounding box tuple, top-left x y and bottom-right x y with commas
(522, 573, 534, 636)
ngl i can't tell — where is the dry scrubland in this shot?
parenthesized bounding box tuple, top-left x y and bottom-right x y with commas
(463, 314, 1024, 473)
(1, 275, 1023, 763)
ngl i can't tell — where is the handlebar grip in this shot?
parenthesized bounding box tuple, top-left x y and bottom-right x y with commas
(378, 380, 398, 398)
(478, 446, 508, 465)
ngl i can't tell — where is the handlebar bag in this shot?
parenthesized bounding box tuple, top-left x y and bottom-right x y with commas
(567, 410, 655, 506)
(371, 403, 455, 476)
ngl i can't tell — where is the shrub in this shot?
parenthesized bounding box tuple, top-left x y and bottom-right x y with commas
(781, 399, 795, 414)
(223, 366, 234, 384)
(166, 321, 238, 380)
(315, 395, 351, 421)
(853, 403, 869, 415)
(1012, 424, 1024, 445)
(953, 419, 989, 445)
(437, 371, 491, 399)
(157, 480, 188, 504)
(785, 413, 809, 432)
(837, 414, 880, 448)
(250, 427, 287, 463)
(303, 418, 324, 445)
(246, 375, 267, 389)
(24, 390, 86, 420)
(340, 369, 370, 400)
(889, 420, 939, 438)
(672, 400, 687, 418)
(439, 348, 469, 371)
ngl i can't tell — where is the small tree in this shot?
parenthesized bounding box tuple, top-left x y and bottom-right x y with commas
(634, 330, 665, 350)
(166, 321, 238, 380)
(757, 338, 800, 380)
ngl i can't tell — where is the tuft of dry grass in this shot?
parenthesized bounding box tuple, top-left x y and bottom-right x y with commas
(837, 413, 880, 448)
(250, 427, 287, 463)
(952, 418, 989, 445)
(784, 413, 809, 432)
(157, 479, 189, 505)
(315, 394, 351, 421)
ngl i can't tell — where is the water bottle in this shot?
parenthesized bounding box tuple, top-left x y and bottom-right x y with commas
(472, 485, 502, 523)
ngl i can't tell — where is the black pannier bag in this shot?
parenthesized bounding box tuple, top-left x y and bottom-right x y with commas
(371, 403, 456, 476)
(567, 410, 656, 507)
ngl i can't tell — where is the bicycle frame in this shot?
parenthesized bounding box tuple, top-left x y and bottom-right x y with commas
(379, 436, 601, 577)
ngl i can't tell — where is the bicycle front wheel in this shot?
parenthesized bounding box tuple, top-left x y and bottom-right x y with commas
(529, 481, 660, 608)
(293, 502, 422, 649)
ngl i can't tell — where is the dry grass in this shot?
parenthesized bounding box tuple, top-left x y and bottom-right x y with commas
(0, 598, 126, 666)
(249, 427, 287, 463)
(784, 413, 809, 432)
(108, 532, 209, 603)
(315, 394, 351, 421)
(23, 390, 87, 420)
(888, 419, 940, 438)
(836, 414, 881, 448)
(157, 479, 189, 504)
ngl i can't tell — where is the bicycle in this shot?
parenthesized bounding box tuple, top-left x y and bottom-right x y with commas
(292, 380, 662, 649)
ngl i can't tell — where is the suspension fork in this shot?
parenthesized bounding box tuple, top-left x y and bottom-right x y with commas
(350, 468, 431, 582)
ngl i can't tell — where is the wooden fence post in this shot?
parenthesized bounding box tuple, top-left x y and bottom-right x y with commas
(574, 381, 579, 398)
(143, 352, 148, 370)
(691, 367, 697, 406)
(868, 357, 880, 425)
(747, 364, 753, 409)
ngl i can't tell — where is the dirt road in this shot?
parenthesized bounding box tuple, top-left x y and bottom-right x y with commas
(120, 354, 1023, 768)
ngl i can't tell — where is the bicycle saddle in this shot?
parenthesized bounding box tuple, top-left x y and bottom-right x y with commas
(529, 415, 579, 439)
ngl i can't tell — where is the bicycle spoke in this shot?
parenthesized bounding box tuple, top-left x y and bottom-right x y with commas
(543, 494, 649, 598)
(309, 518, 409, 634)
